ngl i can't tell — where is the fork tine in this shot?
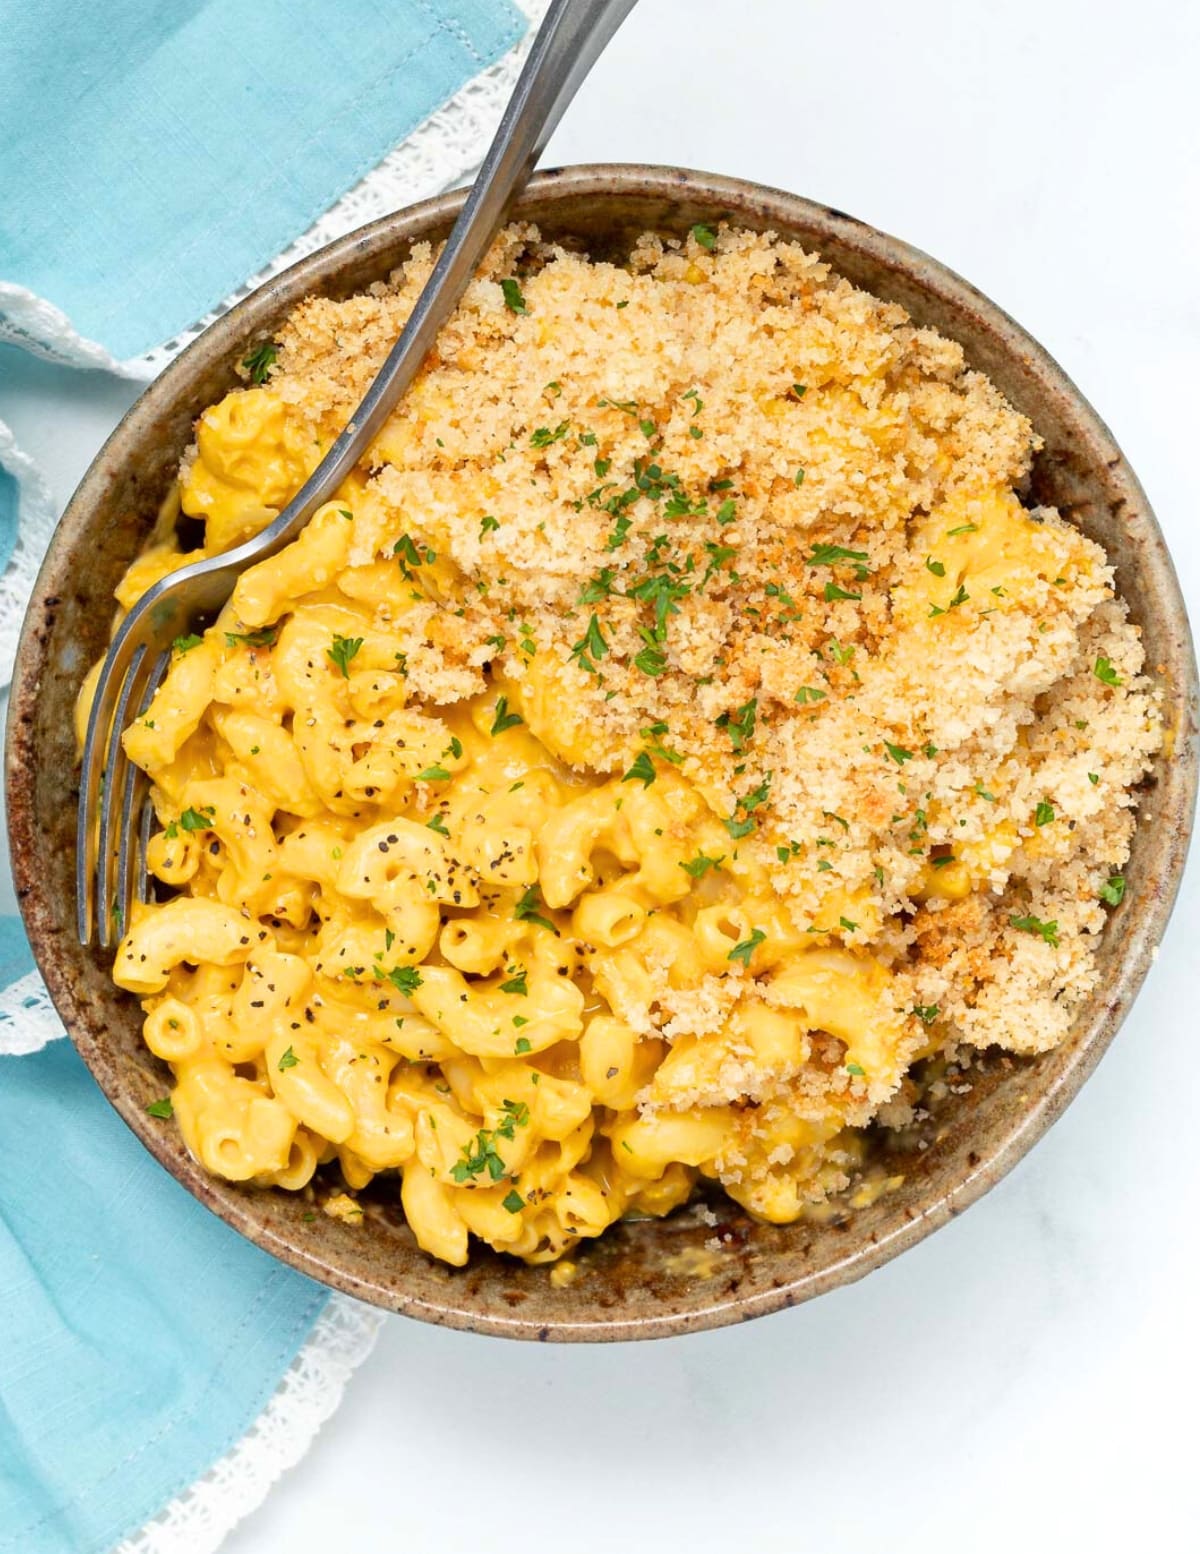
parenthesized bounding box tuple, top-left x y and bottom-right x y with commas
(136, 789, 155, 905)
(113, 651, 170, 937)
(77, 645, 138, 946)
(96, 645, 148, 949)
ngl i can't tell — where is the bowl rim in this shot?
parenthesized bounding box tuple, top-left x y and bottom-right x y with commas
(8, 162, 1197, 1340)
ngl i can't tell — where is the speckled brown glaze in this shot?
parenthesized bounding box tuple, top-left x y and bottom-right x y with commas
(7, 167, 1196, 1341)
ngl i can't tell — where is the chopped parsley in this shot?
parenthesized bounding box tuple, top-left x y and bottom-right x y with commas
(452, 1130, 507, 1184)
(794, 686, 827, 704)
(530, 420, 570, 449)
(622, 751, 657, 788)
(1099, 875, 1126, 906)
(145, 1097, 173, 1119)
(514, 884, 558, 934)
(500, 277, 528, 314)
(1034, 800, 1055, 826)
(634, 641, 667, 677)
(499, 968, 529, 996)
(912, 1004, 940, 1025)
(393, 533, 436, 574)
(946, 522, 979, 537)
(387, 966, 423, 996)
(1010, 913, 1059, 946)
(1093, 655, 1123, 687)
(691, 222, 717, 250)
(326, 634, 363, 678)
(727, 928, 766, 967)
(925, 557, 946, 578)
(579, 566, 616, 604)
(241, 342, 278, 383)
(514, 1037, 532, 1055)
(490, 696, 524, 735)
(885, 741, 914, 765)
(178, 806, 215, 833)
(845, 1062, 866, 1077)
(807, 543, 870, 574)
(225, 627, 278, 649)
(426, 813, 450, 836)
(480, 514, 500, 537)
(680, 851, 724, 879)
(570, 612, 609, 674)
(415, 764, 450, 782)
(715, 697, 757, 752)
(173, 633, 203, 654)
(605, 513, 634, 550)
(277, 1046, 299, 1071)
(502, 1189, 525, 1214)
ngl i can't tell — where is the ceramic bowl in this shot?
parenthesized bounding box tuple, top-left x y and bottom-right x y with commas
(8, 166, 1196, 1340)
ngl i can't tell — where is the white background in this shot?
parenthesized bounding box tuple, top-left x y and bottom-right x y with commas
(1, 2, 1198, 1551)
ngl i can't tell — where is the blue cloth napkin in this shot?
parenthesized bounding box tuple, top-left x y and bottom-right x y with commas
(0, 920, 329, 1554)
(0, 463, 16, 573)
(0, 0, 523, 359)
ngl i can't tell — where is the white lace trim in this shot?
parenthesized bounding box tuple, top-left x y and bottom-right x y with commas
(115, 1295, 384, 1554)
(0, 418, 59, 690)
(0, 0, 547, 381)
(0, 966, 63, 1054)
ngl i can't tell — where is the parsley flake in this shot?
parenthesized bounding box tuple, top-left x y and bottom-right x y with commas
(1099, 875, 1126, 906)
(622, 751, 657, 788)
(500, 277, 528, 314)
(1094, 656, 1123, 687)
(241, 342, 278, 383)
(327, 634, 363, 678)
(514, 885, 558, 934)
(728, 928, 766, 967)
(490, 696, 523, 735)
(680, 852, 724, 879)
(1010, 913, 1059, 946)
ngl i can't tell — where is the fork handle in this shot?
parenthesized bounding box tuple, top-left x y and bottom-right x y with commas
(258, 0, 638, 544)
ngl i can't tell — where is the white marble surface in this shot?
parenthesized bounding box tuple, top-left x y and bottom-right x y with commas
(1, 1, 1197, 1550)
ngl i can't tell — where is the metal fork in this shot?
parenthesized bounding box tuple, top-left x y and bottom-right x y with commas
(77, 0, 637, 947)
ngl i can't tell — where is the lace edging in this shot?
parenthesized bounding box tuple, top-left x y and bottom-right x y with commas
(0, 966, 64, 1054)
(0, 418, 60, 692)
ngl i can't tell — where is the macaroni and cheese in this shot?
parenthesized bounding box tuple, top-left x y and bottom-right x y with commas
(81, 223, 1163, 1265)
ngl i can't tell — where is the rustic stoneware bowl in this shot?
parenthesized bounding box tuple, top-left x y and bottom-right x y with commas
(8, 166, 1196, 1340)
